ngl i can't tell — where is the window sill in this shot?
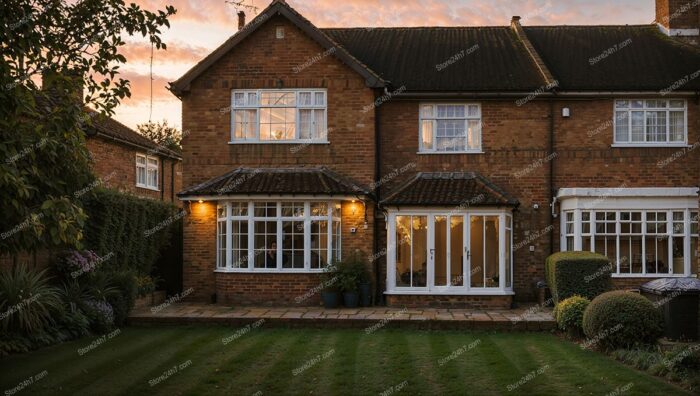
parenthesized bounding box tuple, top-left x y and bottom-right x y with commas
(228, 141, 330, 145)
(385, 289, 515, 296)
(611, 144, 690, 148)
(611, 274, 694, 278)
(136, 184, 160, 192)
(417, 151, 484, 155)
(214, 269, 325, 274)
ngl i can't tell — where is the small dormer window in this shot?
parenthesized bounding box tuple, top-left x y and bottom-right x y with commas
(276, 26, 284, 39)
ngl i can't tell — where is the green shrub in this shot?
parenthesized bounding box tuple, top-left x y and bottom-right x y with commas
(335, 251, 370, 292)
(0, 265, 63, 334)
(612, 346, 700, 390)
(545, 251, 611, 303)
(555, 295, 590, 337)
(81, 188, 178, 275)
(107, 270, 138, 326)
(582, 291, 663, 350)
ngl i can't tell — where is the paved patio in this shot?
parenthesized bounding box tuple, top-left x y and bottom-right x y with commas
(129, 303, 555, 331)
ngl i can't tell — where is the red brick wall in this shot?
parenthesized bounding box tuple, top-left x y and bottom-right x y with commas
(378, 99, 553, 302)
(378, 97, 699, 303)
(385, 294, 513, 309)
(216, 272, 324, 305)
(180, 15, 377, 304)
(87, 135, 182, 204)
(656, 0, 699, 30)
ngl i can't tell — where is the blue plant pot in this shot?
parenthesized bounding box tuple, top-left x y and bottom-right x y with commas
(343, 291, 359, 308)
(321, 291, 339, 309)
(359, 282, 372, 307)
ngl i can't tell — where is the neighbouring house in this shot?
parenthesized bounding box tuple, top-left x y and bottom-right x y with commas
(0, 87, 183, 271)
(85, 113, 183, 204)
(170, 0, 700, 308)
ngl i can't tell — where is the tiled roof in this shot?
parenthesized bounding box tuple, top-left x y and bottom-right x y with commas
(87, 111, 182, 160)
(322, 27, 546, 92)
(178, 167, 371, 197)
(523, 25, 700, 91)
(381, 172, 518, 207)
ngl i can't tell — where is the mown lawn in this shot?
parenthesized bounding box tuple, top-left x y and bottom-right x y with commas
(0, 326, 690, 396)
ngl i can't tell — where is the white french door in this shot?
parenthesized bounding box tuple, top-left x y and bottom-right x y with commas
(388, 210, 512, 294)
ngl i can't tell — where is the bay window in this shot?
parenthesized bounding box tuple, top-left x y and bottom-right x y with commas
(230, 89, 327, 143)
(613, 99, 687, 145)
(216, 201, 341, 272)
(419, 103, 482, 153)
(561, 209, 699, 276)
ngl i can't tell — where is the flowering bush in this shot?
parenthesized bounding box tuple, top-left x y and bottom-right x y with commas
(55, 250, 101, 279)
(84, 299, 114, 334)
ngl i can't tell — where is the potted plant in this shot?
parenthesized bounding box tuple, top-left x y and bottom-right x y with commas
(336, 251, 370, 308)
(320, 263, 340, 309)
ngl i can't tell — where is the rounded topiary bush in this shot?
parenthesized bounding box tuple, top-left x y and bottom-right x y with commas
(555, 295, 590, 337)
(582, 291, 663, 350)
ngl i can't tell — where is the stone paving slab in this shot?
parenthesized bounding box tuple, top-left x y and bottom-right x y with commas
(129, 303, 554, 331)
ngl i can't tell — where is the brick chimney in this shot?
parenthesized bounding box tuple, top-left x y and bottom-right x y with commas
(238, 11, 245, 31)
(656, 0, 700, 45)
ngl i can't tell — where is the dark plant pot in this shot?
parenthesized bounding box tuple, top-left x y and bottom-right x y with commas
(321, 291, 339, 309)
(343, 291, 359, 308)
(359, 282, 371, 307)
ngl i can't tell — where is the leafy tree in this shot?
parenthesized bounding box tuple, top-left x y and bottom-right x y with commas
(0, 0, 175, 256)
(137, 120, 183, 152)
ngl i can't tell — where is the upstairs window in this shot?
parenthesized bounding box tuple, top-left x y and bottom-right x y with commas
(231, 89, 327, 143)
(614, 100, 687, 145)
(136, 154, 159, 190)
(419, 103, 481, 153)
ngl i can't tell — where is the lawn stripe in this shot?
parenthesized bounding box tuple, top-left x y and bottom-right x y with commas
(7, 327, 184, 396)
(427, 331, 482, 395)
(535, 335, 689, 396)
(285, 329, 341, 395)
(185, 328, 300, 395)
(111, 326, 226, 396)
(386, 329, 435, 395)
(0, 326, 150, 390)
(47, 327, 190, 396)
(254, 329, 329, 394)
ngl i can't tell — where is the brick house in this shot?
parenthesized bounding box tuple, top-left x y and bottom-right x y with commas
(85, 114, 182, 204)
(170, 0, 700, 308)
(0, 102, 182, 271)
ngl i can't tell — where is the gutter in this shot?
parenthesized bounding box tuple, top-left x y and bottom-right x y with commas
(171, 161, 175, 202)
(549, 99, 556, 256)
(160, 158, 165, 201)
(390, 91, 697, 99)
(373, 87, 384, 306)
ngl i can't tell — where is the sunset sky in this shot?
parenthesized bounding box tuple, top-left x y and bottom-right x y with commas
(115, 0, 656, 131)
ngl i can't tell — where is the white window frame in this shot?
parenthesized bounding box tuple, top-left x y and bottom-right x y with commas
(215, 200, 341, 273)
(612, 99, 688, 147)
(135, 153, 159, 190)
(418, 103, 483, 154)
(560, 207, 698, 278)
(230, 89, 328, 144)
(386, 207, 514, 296)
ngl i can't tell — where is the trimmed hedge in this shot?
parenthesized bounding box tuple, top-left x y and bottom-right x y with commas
(582, 291, 663, 350)
(81, 188, 179, 275)
(545, 251, 611, 303)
